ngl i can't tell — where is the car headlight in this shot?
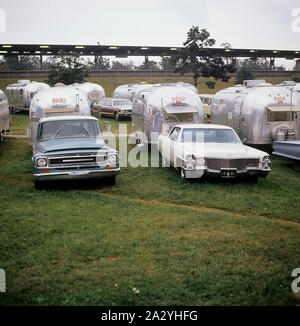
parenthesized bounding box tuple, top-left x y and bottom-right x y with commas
(262, 156, 271, 169)
(107, 154, 118, 164)
(196, 158, 205, 167)
(36, 157, 47, 168)
(185, 155, 195, 170)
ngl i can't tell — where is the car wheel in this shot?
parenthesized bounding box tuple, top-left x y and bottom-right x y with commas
(293, 160, 300, 171)
(180, 168, 186, 180)
(162, 156, 170, 167)
(115, 112, 120, 121)
(106, 176, 116, 186)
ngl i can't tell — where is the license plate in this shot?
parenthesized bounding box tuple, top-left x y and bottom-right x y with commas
(69, 171, 89, 176)
(221, 170, 236, 178)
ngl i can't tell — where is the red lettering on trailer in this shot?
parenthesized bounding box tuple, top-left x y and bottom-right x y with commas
(172, 96, 186, 104)
(52, 98, 67, 104)
(274, 96, 286, 104)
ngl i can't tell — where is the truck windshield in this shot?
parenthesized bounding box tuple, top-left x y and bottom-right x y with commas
(39, 120, 101, 141)
(181, 128, 240, 144)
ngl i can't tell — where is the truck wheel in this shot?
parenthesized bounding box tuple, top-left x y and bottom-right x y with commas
(247, 175, 259, 183)
(293, 160, 300, 171)
(106, 176, 116, 186)
(34, 181, 43, 190)
(114, 112, 120, 121)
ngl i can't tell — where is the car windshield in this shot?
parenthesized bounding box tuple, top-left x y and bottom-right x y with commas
(113, 100, 131, 106)
(39, 120, 101, 141)
(181, 128, 241, 144)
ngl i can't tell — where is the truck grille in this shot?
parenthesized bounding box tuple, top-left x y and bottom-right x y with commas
(49, 153, 106, 168)
(206, 159, 259, 171)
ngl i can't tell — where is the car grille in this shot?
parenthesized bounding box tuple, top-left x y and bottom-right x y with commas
(206, 159, 259, 171)
(49, 153, 106, 168)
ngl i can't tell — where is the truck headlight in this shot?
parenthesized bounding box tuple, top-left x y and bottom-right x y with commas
(262, 156, 271, 169)
(107, 154, 118, 164)
(36, 157, 47, 168)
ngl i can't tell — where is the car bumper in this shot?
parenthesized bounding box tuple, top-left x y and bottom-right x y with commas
(119, 112, 132, 117)
(183, 167, 270, 179)
(34, 168, 120, 182)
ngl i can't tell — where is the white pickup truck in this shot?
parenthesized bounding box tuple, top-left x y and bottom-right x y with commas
(158, 124, 271, 181)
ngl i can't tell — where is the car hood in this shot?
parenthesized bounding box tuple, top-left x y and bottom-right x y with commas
(35, 137, 107, 154)
(118, 105, 132, 110)
(181, 142, 267, 159)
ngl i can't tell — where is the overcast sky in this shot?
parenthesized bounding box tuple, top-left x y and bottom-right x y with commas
(0, 0, 299, 66)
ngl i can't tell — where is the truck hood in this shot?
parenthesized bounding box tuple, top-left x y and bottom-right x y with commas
(181, 142, 267, 159)
(35, 137, 107, 154)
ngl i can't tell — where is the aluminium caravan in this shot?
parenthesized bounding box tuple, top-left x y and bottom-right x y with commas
(210, 80, 300, 145)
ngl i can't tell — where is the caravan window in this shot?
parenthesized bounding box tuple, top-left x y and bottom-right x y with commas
(165, 112, 194, 123)
(267, 111, 293, 122)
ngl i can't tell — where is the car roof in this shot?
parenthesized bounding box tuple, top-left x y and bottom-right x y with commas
(175, 124, 233, 130)
(40, 115, 98, 123)
(199, 94, 214, 97)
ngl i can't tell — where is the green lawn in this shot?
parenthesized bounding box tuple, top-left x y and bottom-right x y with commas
(0, 137, 299, 306)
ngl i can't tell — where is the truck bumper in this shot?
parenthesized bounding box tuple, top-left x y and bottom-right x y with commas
(34, 168, 120, 182)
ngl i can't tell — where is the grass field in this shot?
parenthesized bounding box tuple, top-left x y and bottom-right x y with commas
(0, 76, 300, 306)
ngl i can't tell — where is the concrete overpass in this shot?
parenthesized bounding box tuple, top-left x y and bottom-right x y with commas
(1, 43, 299, 70)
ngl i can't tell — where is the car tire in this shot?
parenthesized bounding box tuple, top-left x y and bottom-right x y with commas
(180, 168, 186, 180)
(106, 176, 116, 186)
(293, 160, 300, 171)
(162, 156, 170, 167)
(115, 112, 120, 121)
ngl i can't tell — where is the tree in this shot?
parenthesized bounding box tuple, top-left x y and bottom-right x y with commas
(237, 57, 269, 71)
(160, 56, 177, 71)
(0, 55, 40, 70)
(47, 51, 90, 85)
(111, 60, 135, 71)
(235, 67, 254, 84)
(171, 26, 236, 87)
(137, 60, 159, 71)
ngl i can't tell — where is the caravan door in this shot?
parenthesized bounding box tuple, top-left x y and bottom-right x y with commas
(233, 96, 243, 138)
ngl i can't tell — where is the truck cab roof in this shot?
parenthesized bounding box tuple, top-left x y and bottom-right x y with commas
(39, 115, 98, 123)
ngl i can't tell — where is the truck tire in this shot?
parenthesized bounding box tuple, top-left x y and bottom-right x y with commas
(106, 176, 116, 186)
(34, 181, 43, 190)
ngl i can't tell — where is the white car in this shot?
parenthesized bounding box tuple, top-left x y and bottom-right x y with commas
(158, 124, 271, 181)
